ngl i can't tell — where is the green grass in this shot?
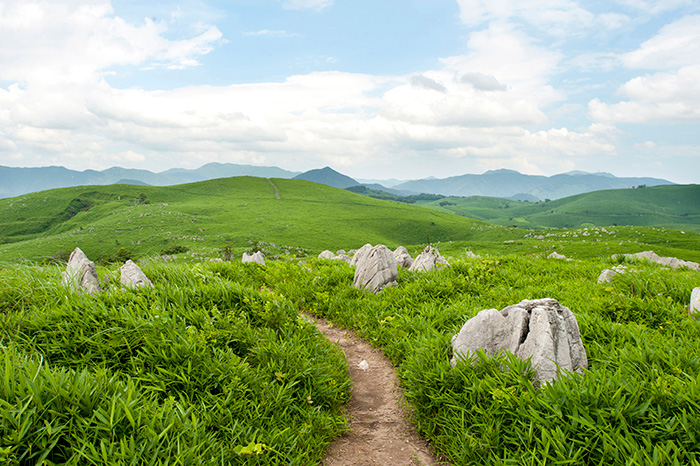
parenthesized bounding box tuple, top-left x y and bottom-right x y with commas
(0, 177, 498, 263)
(418, 185, 700, 232)
(0, 261, 350, 464)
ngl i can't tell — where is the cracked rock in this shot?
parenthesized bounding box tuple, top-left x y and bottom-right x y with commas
(352, 244, 398, 293)
(451, 298, 588, 385)
(61, 247, 101, 295)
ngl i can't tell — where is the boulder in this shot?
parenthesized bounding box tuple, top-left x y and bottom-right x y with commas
(464, 251, 478, 258)
(394, 246, 414, 269)
(623, 251, 699, 271)
(451, 298, 588, 385)
(318, 250, 336, 260)
(333, 254, 352, 264)
(547, 252, 569, 260)
(597, 265, 627, 283)
(350, 243, 373, 267)
(352, 244, 398, 293)
(120, 260, 153, 289)
(61, 247, 101, 295)
(690, 288, 700, 316)
(410, 246, 446, 272)
(242, 251, 265, 265)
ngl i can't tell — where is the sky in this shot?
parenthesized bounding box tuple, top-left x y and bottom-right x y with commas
(0, 0, 699, 183)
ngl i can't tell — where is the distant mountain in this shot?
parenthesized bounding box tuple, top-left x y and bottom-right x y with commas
(394, 169, 673, 200)
(293, 167, 359, 189)
(0, 163, 300, 199)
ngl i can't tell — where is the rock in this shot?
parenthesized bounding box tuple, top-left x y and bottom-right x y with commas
(690, 288, 700, 316)
(242, 251, 265, 265)
(358, 360, 369, 371)
(120, 260, 153, 289)
(464, 251, 478, 258)
(394, 246, 414, 269)
(409, 246, 443, 272)
(350, 243, 373, 267)
(597, 265, 627, 283)
(336, 249, 346, 255)
(547, 252, 569, 260)
(333, 254, 352, 264)
(623, 251, 699, 271)
(61, 247, 101, 295)
(451, 298, 588, 385)
(352, 244, 398, 293)
(318, 250, 336, 260)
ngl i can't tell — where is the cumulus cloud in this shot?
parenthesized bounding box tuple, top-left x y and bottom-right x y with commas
(460, 72, 507, 91)
(622, 15, 700, 69)
(409, 75, 446, 93)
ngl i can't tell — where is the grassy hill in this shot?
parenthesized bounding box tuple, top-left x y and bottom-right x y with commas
(418, 184, 700, 232)
(0, 177, 501, 262)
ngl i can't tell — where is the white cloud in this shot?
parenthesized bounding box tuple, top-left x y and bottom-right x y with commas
(589, 65, 700, 123)
(622, 15, 700, 69)
(280, 0, 333, 11)
(455, 0, 627, 36)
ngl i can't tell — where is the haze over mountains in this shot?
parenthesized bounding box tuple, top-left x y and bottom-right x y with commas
(0, 163, 674, 201)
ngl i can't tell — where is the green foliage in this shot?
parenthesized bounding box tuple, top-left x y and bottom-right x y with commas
(160, 244, 190, 255)
(0, 261, 350, 465)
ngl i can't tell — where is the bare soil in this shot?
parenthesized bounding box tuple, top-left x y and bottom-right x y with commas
(306, 314, 448, 466)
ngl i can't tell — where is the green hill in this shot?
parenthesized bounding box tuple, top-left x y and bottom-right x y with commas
(0, 177, 501, 262)
(419, 184, 700, 232)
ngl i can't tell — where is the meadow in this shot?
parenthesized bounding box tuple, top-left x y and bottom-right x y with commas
(1, 178, 700, 464)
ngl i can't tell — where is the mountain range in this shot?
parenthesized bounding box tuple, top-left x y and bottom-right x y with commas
(0, 163, 674, 201)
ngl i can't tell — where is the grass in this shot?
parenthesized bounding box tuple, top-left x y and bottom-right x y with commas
(418, 184, 700, 232)
(0, 177, 497, 263)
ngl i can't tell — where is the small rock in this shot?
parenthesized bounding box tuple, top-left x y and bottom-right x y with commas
(120, 260, 153, 289)
(242, 251, 265, 265)
(318, 250, 336, 260)
(358, 360, 370, 371)
(597, 265, 627, 283)
(690, 288, 700, 316)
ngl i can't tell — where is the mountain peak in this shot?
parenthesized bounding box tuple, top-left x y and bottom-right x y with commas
(293, 167, 359, 189)
(483, 169, 522, 175)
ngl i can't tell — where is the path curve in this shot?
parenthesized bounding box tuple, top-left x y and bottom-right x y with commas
(266, 178, 280, 199)
(306, 314, 448, 466)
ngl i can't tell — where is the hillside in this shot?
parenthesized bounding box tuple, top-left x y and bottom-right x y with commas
(0, 177, 499, 262)
(419, 184, 700, 233)
(395, 169, 673, 200)
(0, 163, 300, 199)
(293, 166, 359, 189)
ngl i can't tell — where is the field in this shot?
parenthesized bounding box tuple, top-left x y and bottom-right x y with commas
(2, 178, 700, 464)
(417, 185, 700, 233)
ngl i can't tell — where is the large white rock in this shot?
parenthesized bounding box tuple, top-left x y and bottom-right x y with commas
(242, 251, 265, 265)
(451, 298, 588, 385)
(352, 244, 398, 293)
(120, 260, 153, 289)
(350, 243, 373, 267)
(623, 251, 699, 271)
(61, 247, 101, 295)
(690, 287, 700, 316)
(394, 246, 414, 269)
(410, 246, 447, 272)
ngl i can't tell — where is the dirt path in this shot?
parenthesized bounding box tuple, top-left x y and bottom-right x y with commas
(306, 314, 447, 466)
(266, 178, 280, 199)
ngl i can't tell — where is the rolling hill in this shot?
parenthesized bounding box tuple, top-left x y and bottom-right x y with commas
(0, 177, 501, 262)
(418, 184, 700, 232)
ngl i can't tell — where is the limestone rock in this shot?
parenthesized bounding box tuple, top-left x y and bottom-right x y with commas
(350, 243, 373, 267)
(242, 251, 265, 265)
(451, 298, 588, 385)
(333, 254, 352, 264)
(464, 251, 478, 258)
(318, 250, 336, 260)
(623, 251, 699, 271)
(548, 252, 569, 260)
(410, 246, 447, 272)
(394, 246, 414, 269)
(690, 288, 700, 316)
(352, 244, 398, 293)
(120, 260, 153, 289)
(597, 265, 627, 283)
(61, 247, 101, 295)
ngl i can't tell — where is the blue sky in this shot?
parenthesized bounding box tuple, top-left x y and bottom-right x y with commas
(0, 0, 699, 183)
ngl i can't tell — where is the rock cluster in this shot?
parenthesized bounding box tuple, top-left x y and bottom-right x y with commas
(318, 250, 352, 263)
(622, 251, 699, 271)
(242, 251, 265, 265)
(62, 247, 102, 295)
(394, 246, 414, 269)
(451, 298, 588, 385)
